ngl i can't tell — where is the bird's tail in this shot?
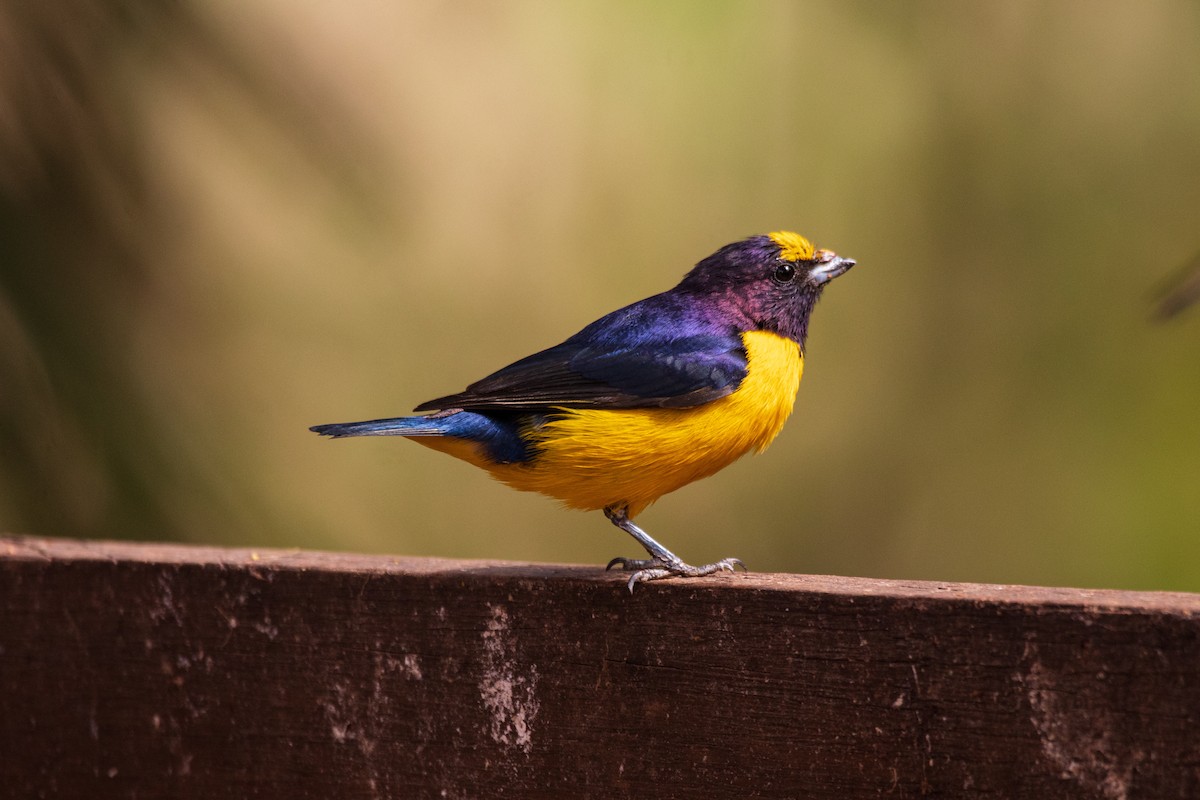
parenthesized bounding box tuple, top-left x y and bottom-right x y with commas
(312, 410, 531, 464)
(310, 416, 450, 438)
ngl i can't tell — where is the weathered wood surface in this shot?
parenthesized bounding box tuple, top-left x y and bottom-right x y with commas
(2, 535, 1198, 799)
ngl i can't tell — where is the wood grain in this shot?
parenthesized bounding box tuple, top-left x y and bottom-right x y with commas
(2, 535, 1198, 798)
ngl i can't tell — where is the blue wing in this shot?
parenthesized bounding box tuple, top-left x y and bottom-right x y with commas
(414, 296, 747, 412)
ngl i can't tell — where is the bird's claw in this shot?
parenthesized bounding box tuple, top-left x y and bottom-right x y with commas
(607, 555, 747, 593)
(606, 556, 656, 571)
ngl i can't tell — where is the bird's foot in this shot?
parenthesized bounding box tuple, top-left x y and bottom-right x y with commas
(606, 554, 746, 592)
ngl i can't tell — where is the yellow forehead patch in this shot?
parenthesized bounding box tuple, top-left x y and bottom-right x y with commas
(768, 231, 815, 262)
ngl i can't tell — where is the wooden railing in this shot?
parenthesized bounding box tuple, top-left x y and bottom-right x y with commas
(2, 535, 1198, 798)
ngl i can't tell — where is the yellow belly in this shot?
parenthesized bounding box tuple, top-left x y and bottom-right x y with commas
(420, 330, 803, 518)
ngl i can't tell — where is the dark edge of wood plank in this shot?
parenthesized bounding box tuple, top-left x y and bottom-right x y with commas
(5, 534, 1199, 612)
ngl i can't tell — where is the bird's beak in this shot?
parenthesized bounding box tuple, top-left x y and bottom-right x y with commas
(809, 249, 855, 286)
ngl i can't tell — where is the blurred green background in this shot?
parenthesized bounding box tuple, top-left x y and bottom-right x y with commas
(3, 1, 1199, 591)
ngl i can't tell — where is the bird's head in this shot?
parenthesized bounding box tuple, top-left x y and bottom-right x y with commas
(677, 231, 855, 347)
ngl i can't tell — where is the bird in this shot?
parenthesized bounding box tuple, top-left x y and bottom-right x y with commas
(311, 231, 855, 590)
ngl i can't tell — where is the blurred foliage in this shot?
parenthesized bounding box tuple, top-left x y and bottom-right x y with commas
(1155, 249, 1200, 320)
(2, 1, 1199, 591)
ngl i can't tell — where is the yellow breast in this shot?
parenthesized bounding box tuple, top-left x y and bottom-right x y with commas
(452, 330, 804, 517)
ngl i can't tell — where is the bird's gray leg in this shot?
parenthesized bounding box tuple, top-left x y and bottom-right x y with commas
(603, 506, 746, 592)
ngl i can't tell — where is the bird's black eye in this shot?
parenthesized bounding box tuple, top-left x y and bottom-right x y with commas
(772, 262, 796, 284)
